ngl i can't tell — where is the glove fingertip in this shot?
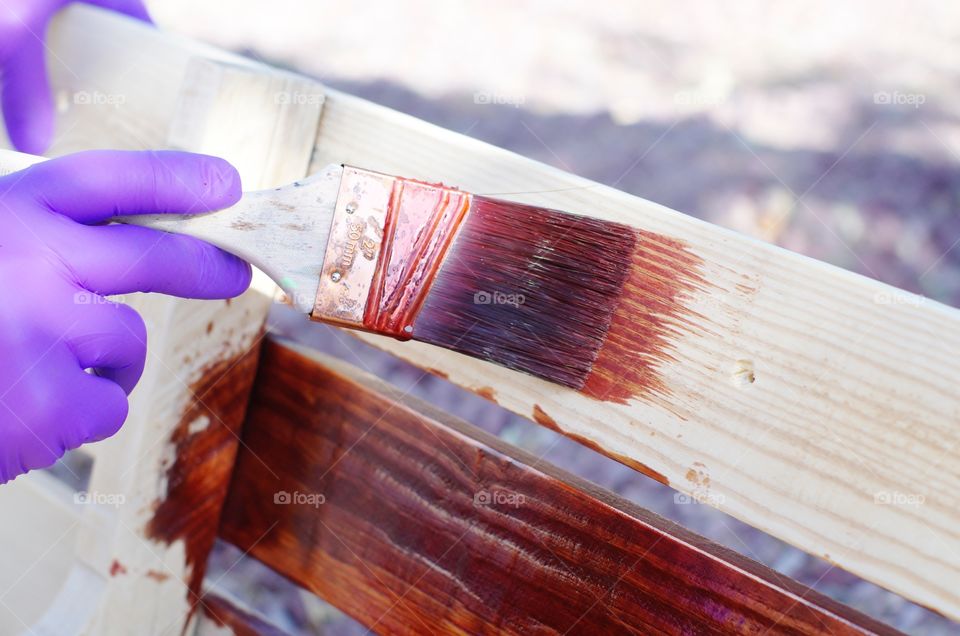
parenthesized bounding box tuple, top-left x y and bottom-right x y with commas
(8, 120, 53, 155)
(219, 254, 254, 298)
(82, 379, 129, 443)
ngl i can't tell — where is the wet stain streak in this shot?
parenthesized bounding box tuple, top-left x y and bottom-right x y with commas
(582, 229, 708, 406)
(145, 341, 263, 628)
(475, 386, 496, 402)
(533, 404, 669, 486)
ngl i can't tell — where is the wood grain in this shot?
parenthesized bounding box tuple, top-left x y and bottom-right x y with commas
(219, 338, 899, 636)
(311, 89, 960, 619)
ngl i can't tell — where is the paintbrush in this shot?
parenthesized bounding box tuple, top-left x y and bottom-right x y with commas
(0, 151, 637, 390)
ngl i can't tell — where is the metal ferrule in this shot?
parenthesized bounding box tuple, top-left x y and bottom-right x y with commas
(311, 166, 472, 339)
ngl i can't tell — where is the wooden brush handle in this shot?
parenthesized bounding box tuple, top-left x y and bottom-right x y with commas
(0, 148, 44, 174)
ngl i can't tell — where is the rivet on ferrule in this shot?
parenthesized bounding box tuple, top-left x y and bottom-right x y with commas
(311, 166, 472, 339)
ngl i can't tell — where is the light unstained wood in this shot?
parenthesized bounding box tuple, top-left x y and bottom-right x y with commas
(309, 90, 960, 619)
(42, 7, 255, 154)
(0, 472, 92, 632)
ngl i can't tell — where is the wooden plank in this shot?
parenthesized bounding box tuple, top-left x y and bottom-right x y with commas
(63, 60, 323, 635)
(0, 16, 324, 629)
(309, 89, 960, 619)
(196, 588, 292, 636)
(28, 4, 958, 618)
(219, 337, 900, 636)
(0, 472, 87, 631)
(43, 6, 258, 155)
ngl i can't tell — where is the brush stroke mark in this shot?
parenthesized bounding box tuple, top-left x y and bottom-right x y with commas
(145, 340, 263, 632)
(582, 229, 708, 407)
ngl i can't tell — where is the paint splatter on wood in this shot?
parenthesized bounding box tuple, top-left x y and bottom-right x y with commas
(146, 569, 171, 583)
(475, 386, 496, 402)
(145, 341, 263, 624)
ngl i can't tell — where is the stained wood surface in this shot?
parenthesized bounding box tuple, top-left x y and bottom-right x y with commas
(197, 589, 292, 636)
(310, 89, 960, 619)
(219, 337, 899, 635)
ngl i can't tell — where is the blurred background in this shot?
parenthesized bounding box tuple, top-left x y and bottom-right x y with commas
(140, 1, 960, 633)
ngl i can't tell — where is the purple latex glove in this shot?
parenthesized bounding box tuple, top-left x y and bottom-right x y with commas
(0, 0, 152, 153)
(0, 150, 251, 484)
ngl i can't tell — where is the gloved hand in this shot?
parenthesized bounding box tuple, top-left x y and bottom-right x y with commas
(0, 150, 251, 484)
(0, 0, 151, 153)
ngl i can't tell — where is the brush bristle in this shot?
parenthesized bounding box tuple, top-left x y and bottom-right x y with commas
(411, 196, 637, 388)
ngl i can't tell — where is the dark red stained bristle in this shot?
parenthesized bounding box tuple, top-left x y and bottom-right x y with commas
(412, 197, 637, 389)
(581, 231, 708, 406)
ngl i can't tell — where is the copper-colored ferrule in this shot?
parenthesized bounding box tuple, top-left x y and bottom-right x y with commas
(311, 166, 472, 339)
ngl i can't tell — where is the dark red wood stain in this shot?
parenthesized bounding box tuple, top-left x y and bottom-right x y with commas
(145, 341, 263, 628)
(531, 404, 559, 429)
(426, 367, 449, 380)
(219, 339, 897, 635)
(582, 229, 708, 406)
(475, 385, 496, 402)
